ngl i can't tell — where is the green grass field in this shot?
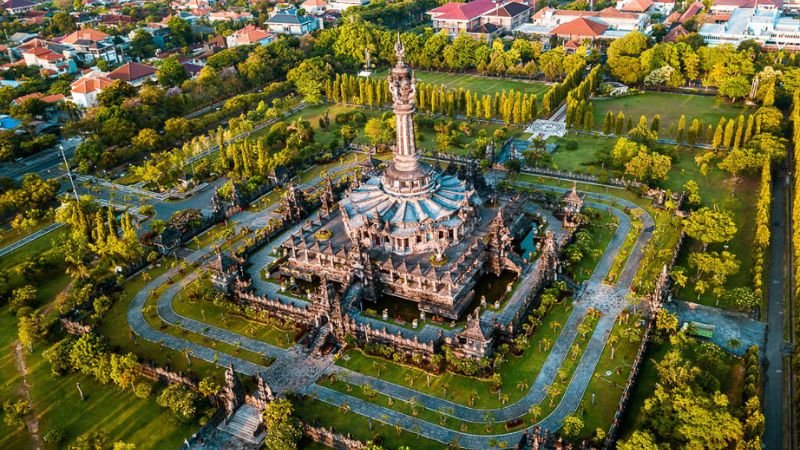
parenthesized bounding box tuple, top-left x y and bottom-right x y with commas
(267, 103, 514, 157)
(371, 69, 550, 98)
(545, 133, 757, 306)
(568, 209, 619, 283)
(337, 300, 574, 409)
(592, 92, 749, 138)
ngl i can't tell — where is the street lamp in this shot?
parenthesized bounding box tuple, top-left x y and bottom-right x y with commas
(59, 144, 80, 204)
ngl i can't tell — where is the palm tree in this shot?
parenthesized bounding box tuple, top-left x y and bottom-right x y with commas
(408, 397, 419, 416)
(578, 322, 592, 340)
(608, 335, 620, 359)
(541, 338, 552, 352)
(550, 321, 562, 333)
(404, 373, 416, 387)
(516, 380, 529, 392)
(468, 390, 479, 407)
(483, 412, 496, 432)
(528, 405, 541, 423)
(548, 384, 562, 406)
(499, 393, 510, 405)
(441, 383, 450, 397)
(338, 402, 350, 415)
(571, 344, 582, 360)
(373, 361, 386, 377)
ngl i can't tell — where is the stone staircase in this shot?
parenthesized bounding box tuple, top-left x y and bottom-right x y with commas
(308, 323, 331, 355)
(217, 404, 265, 445)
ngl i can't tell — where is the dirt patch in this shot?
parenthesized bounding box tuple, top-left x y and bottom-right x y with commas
(13, 342, 42, 450)
(726, 362, 745, 408)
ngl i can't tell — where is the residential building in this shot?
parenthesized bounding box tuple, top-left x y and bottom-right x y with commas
(70, 71, 114, 108)
(60, 29, 119, 64)
(301, 0, 328, 14)
(664, 1, 704, 26)
(427, 0, 499, 35)
(129, 23, 172, 49)
(1, 0, 37, 15)
(699, 5, 800, 49)
(22, 47, 77, 75)
(326, 0, 368, 11)
(107, 61, 157, 86)
(11, 92, 65, 106)
(617, 0, 653, 13)
(517, 6, 649, 39)
(663, 24, 689, 41)
(710, 0, 781, 13)
(266, 7, 320, 35)
(208, 10, 253, 23)
(651, 0, 675, 14)
(226, 25, 275, 47)
(481, 2, 532, 33)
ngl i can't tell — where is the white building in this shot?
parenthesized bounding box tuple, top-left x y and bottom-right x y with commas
(699, 6, 800, 49)
(70, 71, 114, 108)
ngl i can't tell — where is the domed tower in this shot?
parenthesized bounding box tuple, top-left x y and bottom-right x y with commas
(339, 35, 476, 256)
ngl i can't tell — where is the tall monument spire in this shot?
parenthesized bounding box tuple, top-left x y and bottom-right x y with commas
(384, 35, 433, 194)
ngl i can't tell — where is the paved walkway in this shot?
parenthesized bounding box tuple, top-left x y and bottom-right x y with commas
(0, 222, 63, 257)
(666, 300, 766, 357)
(126, 174, 654, 448)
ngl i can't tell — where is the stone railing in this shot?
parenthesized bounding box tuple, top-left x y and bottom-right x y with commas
(604, 230, 685, 447)
(138, 362, 197, 389)
(302, 423, 365, 450)
(60, 318, 93, 336)
(236, 290, 311, 324)
(352, 318, 437, 355)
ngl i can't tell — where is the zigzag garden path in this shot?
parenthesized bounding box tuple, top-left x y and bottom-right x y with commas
(125, 165, 655, 448)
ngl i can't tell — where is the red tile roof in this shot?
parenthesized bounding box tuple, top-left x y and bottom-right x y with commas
(619, 0, 653, 12)
(664, 24, 689, 42)
(24, 46, 64, 61)
(70, 73, 114, 94)
(550, 17, 608, 37)
(230, 24, 272, 44)
(61, 28, 109, 44)
(678, 2, 704, 23)
(107, 61, 156, 82)
(428, 0, 497, 21)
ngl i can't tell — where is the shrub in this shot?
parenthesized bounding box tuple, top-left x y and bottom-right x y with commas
(134, 381, 153, 399)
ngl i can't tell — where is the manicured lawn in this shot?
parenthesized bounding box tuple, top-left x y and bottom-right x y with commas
(567, 209, 619, 283)
(0, 307, 29, 450)
(577, 313, 644, 441)
(548, 134, 615, 176)
(0, 219, 55, 250)
(337, 300, 575, 409)
(173, 276, 299, 349)
(539, 134, 758, 305)
(618, 337, 743, 440)
(591, 92, 749, 138)
(326, 311, 600, 435)
(605, 210, 641, 285)
(96, 266, 226, 381)
(295, 397, 445, 449)
(267, 103, 519, 157)
(27, 349, 198, 450)
(372, 69, 551, 98)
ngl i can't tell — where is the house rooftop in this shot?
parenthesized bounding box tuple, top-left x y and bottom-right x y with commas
(427, 0, 497, 21)
(61, 28, 110, 44)
(550, 17, 609, 37)
(107, 61, 156, 82)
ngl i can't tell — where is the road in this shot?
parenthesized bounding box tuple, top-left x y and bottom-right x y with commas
(764, 160, 790, 450)
(0, 137, 81, 182)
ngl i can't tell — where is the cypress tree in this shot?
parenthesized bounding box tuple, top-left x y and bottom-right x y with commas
(745, 114, 754, 143)
(615, 111, 625, 135)
(603, 111, 614, 135)
(733, 114, 745, 150)
(723, 118, 735, 148)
